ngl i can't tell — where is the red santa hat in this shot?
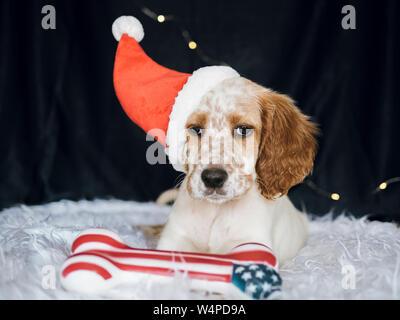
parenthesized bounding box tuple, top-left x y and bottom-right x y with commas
(112, 16, 240, 171)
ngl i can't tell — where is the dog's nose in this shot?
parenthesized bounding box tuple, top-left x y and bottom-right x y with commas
(201, 168, 228, 189)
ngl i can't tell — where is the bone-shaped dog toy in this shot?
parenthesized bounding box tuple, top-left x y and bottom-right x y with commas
(60, 229, 282, 299)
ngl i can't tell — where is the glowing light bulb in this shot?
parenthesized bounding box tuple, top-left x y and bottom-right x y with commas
(157, 15, 165, 23)
(188, 41, 197, 50)
(379, 182, 387, 190)
(331, 193, 340, 201)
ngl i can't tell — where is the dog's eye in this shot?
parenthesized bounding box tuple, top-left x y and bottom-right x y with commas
(234, 126, 254, 138)
(188, 126, 204, 137)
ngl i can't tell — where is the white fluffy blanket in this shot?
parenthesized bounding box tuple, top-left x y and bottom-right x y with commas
(0, 199, 399, 299)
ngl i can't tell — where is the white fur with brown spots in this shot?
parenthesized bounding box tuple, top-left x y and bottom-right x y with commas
(158, 77, 318, 266)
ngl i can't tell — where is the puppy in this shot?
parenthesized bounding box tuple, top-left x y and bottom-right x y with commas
(156, 77, 318, 266)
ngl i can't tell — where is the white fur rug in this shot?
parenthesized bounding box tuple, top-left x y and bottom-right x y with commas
(0, 199, 399, 299)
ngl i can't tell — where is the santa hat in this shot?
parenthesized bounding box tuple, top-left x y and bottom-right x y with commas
(112, 16, 239, 171)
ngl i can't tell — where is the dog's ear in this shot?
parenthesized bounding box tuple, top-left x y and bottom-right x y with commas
(256, 90, 319, 200)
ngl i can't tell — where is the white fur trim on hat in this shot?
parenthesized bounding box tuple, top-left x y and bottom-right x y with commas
(112, 16, 144, 43)
(166, 66, 240, 171)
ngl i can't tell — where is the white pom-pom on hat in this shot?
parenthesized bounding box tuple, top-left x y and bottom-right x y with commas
(112, 16, 144, 42)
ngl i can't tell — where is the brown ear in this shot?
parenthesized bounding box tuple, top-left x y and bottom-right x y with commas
(256, 90, 319, 200)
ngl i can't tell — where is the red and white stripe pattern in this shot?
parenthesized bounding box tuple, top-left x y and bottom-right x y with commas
(60, 229, 278, 298)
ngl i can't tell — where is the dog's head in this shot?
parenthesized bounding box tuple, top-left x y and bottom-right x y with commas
(182, 77, 318, 203)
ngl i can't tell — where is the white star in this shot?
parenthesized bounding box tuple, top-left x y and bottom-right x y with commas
(271, 275, 279, 282)
(246, 283, 257, 293)
(255, 270, 265, 278)
(262, 282, 272, 292)
(249, 265, 259, 270)
(235, 266, 245, 273)
(241, 272, 252, 281)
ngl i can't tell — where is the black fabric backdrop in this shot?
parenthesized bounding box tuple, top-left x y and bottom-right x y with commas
(0, 0, 399, 220)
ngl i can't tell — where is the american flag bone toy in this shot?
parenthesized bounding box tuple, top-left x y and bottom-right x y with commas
(60, 229, 282, 299)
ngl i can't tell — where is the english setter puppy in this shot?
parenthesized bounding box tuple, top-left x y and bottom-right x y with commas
(156, 77, 318, 266)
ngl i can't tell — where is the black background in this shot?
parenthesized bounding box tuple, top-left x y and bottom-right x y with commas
(0, 0, 399, 220)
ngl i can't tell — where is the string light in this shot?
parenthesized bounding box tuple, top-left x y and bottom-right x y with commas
(157, 15, 165, 23)
(372, 177, 400, 194)
(303, 180, 340, 201)
(304, 177, 400, 201)
(188, 41, 197, 50)
(138, 4, 399, 203)
(139, 6, 227, 66)
(331, 193, 340, 201)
